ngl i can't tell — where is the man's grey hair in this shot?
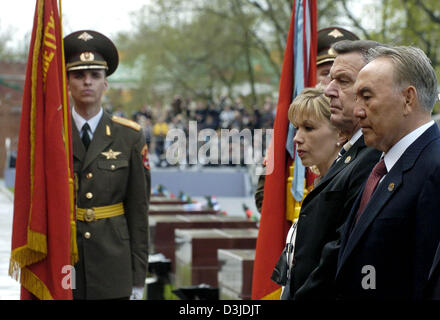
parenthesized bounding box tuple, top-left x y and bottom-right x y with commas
(366, 46, 438, 112)
(332, 40, 384, 65)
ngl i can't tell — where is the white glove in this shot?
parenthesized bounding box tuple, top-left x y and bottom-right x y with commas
(130, 286, 144, 300)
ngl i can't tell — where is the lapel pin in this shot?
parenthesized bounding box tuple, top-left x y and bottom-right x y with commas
(344, 156, 352, 164)
(106, 125, 111, 136)
(388, 183, 395, 192)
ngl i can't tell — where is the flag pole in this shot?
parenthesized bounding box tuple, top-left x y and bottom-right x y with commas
(59, 0, 78, 265)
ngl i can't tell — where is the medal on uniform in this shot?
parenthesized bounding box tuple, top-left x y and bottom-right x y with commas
(101, 149, 121, 159)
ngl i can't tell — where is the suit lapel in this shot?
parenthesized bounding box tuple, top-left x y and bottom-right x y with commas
(337, 167, 403, 271)
(301, 136, 366, 210)
(337, 124, 440, 273)
(428, 243, 440, 281)
(82, 112, 113, 170)
(314, 136, 366, 189)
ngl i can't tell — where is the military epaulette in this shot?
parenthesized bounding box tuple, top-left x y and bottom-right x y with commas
(111, 115, 141, 131)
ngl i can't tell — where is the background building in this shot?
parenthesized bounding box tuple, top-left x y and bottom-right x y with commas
(0, 61, 24, 178)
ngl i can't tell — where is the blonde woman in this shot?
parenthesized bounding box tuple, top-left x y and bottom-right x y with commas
(289, 87, 345, 182)
(272, 86, 346, 298)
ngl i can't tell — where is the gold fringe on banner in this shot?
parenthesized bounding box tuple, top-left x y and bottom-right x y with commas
(9, 229, 47, 278)
(262, 288, 282, 300)
(19, 268, 53, 300)
(8, 0, 52, 300)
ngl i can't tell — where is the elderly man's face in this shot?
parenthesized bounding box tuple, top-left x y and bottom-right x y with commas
(324, 52, 365, 135)
(353, 58, 407, 152)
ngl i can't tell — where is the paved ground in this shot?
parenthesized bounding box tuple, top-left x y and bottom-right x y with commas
(0, 180, 20, 300)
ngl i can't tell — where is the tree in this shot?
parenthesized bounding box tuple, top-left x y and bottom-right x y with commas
(336, 0, 440, 112)
(113, 0, 439, 114)
(338, 0, 440, 71)
(117, 0, 260, 108)
(0, 19, 30, 62)
(115, 0, 342, 110)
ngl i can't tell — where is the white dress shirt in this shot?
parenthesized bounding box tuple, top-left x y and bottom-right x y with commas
(348, 128, 363, 148)
(383, 120, 435, 173)
(72, 107, 103, 140)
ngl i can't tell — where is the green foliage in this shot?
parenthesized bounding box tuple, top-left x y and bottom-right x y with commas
(0, 20, 29, 62)
(3, 2, 440, 116)
(104, 0, 440, 114)
(113, 0, 330, 110)
(336, 0, 440, 93)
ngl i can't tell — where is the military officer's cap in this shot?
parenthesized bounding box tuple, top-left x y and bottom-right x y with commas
(64, 30, 119, 76)
(317, 27, 359, 66)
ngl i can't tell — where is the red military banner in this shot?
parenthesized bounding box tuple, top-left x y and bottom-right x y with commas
(252, 0, 317, 300)
(9, 0, 77, 300)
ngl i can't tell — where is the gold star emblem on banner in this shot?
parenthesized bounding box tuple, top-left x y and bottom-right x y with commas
(101, 149, 121, 160)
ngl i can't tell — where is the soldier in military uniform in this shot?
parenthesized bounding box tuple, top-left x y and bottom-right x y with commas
(64, 30, 150, 300)
(316, 27, 359, 85)
(254, 27, 359, 213)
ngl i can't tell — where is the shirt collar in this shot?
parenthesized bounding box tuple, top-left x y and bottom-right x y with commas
(342, 129, 363, 153)
(383, 120, 435, 172)
(72, 107, 103, 135)
(348, 128, 363, 147)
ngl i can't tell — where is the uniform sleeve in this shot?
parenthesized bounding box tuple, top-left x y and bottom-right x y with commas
(125, 130, 149, 287)
(254, 172, 265, 212)
(141, 145, 151, 211)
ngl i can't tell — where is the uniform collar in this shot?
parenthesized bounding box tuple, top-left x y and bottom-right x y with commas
(72, 107, 103, 136)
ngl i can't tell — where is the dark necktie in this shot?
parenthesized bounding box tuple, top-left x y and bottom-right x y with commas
(81, 123, 91, 150)
(355, 158, 387, 223)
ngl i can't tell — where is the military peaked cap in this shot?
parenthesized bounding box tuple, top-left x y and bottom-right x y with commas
(64, 30, 119, 76)
(317, 27, 359, 66)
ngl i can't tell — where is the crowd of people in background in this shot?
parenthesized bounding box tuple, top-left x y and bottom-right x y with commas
(109, 95, 276, 168)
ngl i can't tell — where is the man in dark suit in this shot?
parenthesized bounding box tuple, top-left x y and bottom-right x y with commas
(64, 30, 150, 300)
(276, 40, 382, 300)
(425, 243, 440, 299)
(255, 27, 359, 213)
(336, 45, 440, 299)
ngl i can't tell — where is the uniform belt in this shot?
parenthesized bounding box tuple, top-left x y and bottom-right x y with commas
(76, 202, 124, 222)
